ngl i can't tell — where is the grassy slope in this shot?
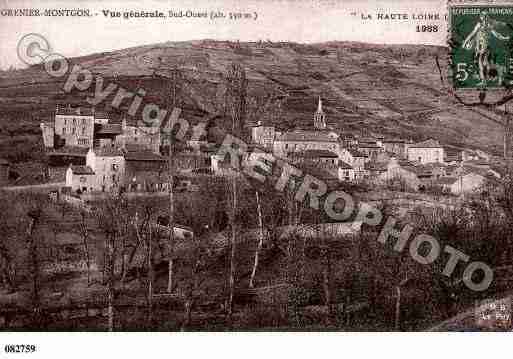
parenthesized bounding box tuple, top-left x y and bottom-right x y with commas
(0, 40, 507, 164)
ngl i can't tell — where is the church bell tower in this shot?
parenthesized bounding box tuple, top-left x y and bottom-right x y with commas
(314, 96, 327, 129)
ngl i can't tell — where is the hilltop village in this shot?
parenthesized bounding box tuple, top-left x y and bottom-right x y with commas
(33, 97, 500, 198)
(0, 61, 512, 332)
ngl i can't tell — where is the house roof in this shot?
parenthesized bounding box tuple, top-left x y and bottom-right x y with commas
(56, 107, 94, 116)
(95, 147, 124, 157)
(124, 144, 152, 152)
(347, 148, 368, 157)
(96, 124, 122, 135)
(397, 159, 417, 167)
(409, 139, 442, 148)
(124, 151, 166, 162)
(301, 164, 337, 181)
(365, 161, 387, 171)
(0, 159, 9, 165)
(463, 160, 490, 167)
(94, 111, 110, 119)
(459, 165, 493, 178)
(415, 163, 447, 173)
(338, 160, 353, 169)
(70, 165, 94, 175)
(434, 177, 458, 185)
(276, 130, 338, 143)
(359, 144, 381, 149)
(297, 149, 339, 158)
(48, 146, 89, 156)
(383, 138, 405, 143)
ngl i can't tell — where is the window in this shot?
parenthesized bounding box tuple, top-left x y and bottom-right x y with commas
(80, 176, 87, 183)
(112, 164, 119, 171)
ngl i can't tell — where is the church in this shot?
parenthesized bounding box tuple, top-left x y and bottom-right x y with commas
(252, 96, 341, 158)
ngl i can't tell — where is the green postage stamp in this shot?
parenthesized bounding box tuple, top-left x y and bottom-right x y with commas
(450, 3, 513, 89)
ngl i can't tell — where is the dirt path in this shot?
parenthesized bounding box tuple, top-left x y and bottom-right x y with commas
(1, 182, 64, 191)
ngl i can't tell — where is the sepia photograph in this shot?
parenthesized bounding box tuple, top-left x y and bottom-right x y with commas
(0, 0, 512, 356)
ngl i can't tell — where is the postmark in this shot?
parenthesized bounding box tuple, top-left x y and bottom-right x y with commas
(449, 2, 513, 90)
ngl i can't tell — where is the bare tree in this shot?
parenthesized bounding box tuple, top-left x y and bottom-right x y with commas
(26, 207, 42, 325)
(78, 212, 92, 286)
(224, 62, 248, 319)
(132, 206, 156, 327)
(249, 190, 264, 288)
(95, 195, 130, 331)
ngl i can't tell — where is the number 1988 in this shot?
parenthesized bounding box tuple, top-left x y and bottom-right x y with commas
(417, 25, 438, 32)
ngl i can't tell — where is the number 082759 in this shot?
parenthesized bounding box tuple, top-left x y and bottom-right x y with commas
(4, 344, 37, 353)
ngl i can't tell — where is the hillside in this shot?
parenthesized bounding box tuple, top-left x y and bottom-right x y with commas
(0, 40, 507, 162)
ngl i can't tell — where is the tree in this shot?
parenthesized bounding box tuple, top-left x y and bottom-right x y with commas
(78, 212, 93, 286)
(95, 194, 131, 331)
(132, 204, 157, 327)
(249, 190, 264, 288)
(224, 62, 248, 320)
(26, 207, 42, 326)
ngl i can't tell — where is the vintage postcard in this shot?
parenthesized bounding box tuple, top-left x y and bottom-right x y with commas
(0, 0, 512, 357)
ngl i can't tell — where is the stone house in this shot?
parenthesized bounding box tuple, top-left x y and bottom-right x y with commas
(173, 152, 211, 173)
(40, 122, 55, 148)
(444, 147, 462, 164)
(65, 148, 126, 193)
(461, 149, 481, 162)
(382, 138, 408, 158)
(364, 161, 387, 179)
(415, 163, 447, 183)
(302, 164, 340, 188)
(116, 119, 160, 154)
(289, 149, 339, 166)
(338, 160, 355, 181)
(273, 130, 340, 158)
(407, 139, 445, 164)
(340, 148, 367, 179)
(374, 158, 421, 191)
(251, 122, 276, 150)
(54, 106, 95, 148)
(434, 173, 486, 195)
(89, 148, 125, 192)
(65, 165, 95, 192)
(358, 143, 382, 161)
(94, 123, 122, 148)
(124, 150, 167, 192)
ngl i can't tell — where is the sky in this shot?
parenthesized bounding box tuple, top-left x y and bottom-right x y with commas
(0, 0, 448, 69)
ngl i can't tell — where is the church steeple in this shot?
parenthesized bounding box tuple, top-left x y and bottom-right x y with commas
(314, 96, 326, 129)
